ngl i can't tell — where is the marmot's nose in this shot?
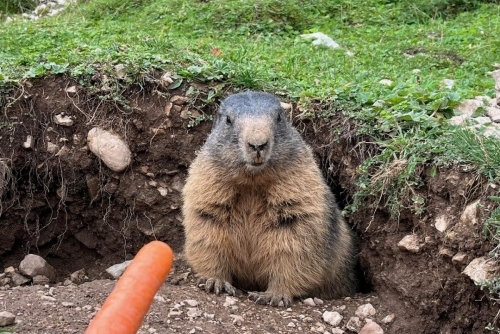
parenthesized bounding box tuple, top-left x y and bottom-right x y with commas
(248, 141, 268, 152)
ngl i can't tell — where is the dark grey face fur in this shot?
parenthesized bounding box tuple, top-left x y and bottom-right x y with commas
(204, 91, 301, 172)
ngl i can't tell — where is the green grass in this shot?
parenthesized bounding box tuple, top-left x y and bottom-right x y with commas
(2, 0, 500, 231)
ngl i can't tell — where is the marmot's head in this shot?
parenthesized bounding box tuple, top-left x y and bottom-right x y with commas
(205, 91, 297, 172)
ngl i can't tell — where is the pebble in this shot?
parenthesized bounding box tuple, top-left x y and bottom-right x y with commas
(22, 135, 33, 149)
(184, 299, 199, 307)
(70, 269, 88, 284)
(463, 256, 499, 283)
(322, 311, 343, 326)
(62, 302, 75, 307)
(397, 234, 421, 253)
(381, 313, 395, 324)
(359, 321, 384, 334)
(10, 272, 30, 286)
(41, 295, 57, 302)
(87, 127, 132, 172)
(230, 314, 244, 326)
(355, 303, 377, 319)
(288, 322, 296, 327)
(203, 312, 215, 320)
(313, 297, 324, 305)
(19, 254, 56, 282)
(186, 308, 202, 318)
(346, 316, 362, 332)
(303, 298, 316, 306)
(331, 329, 345, 334)
(53, 114, 74, 127)
(0, 311, 15, 326)
(105, 260, 132, 279)
(223, 296, 238, 307)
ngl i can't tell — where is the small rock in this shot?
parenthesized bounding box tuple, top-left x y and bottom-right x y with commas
(230, 314, 244, 326)
(438, 247, 455, 258)
(442, 79, 455, 89)
(379, 79, 393, 86)
(23, 135, 33, 149)
(19, 254, 56, 281)
(46, 142, 59, 154)
(11, 272, 31, 286)
(165, 102, 173, 116)
(452, 252, 468, 265)
(170, 95, 188, 105)
(313, 297, 324, 305)
(486, 107, 500, 123)
(168, 309, 182, 317)
(32, 275, 50, 285)
(65, 86, 77, 93)
(322, 311, 343, 326)
(475, 95, 496, 107)
(0, 311, 16, 327)
(62, 302, 75, 307)
(463, 256, 499, 283)
(186, 308, 202, 318)
(4, 267, 15, 274)
(355, 303, 376, 319)
(456, 99, 483, 116)
(472, 116, 492, 125)
(288, 322, 296, 327)
(460, 200, 480, 226)
(106, 260, 132, 279)
(41, 295, 57, 302)
(346, 317, 362, 332)
(303, 298, 316, 306)
(87, 127, 132, 172)
(359, 321, 384, 334)
(434, 215, 450, 232)
(381, 313, 395, 324)
(184, 299, 199, 307)
(449, 115, 469, 126)
(280, 102, 292, 111)
(397, 234, 421, 253)
(203, 312, 215, 320)
(70, 269, 88, 284)
(157, 187, 168, 197)
(331, 329, 345, 334)
(223, 296, 238, 307)
(53, 114, 74, 127)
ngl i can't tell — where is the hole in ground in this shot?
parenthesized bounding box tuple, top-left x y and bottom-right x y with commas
(320, 157, 373, 295)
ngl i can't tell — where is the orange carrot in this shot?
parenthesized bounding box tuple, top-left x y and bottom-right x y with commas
(85, 240, 174, 334)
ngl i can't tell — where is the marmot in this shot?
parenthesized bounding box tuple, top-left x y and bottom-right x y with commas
(182, 91, 357, 306)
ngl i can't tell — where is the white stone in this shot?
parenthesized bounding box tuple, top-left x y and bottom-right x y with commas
(359, 321, 384, 334)
(230, 314, 244, 326)
(355, 303, 376, 319)
(463, 257, 499, 283)
(346, 316, 362, 332)
(157, 187, 168, 197)
(397, 234, 421, 253)
(460, 200, 480, 226)
(0, 311, 15, 327)
(442, 79, 455, 89)
(456, 99, 483, 116)
(186, 308, 202, 318)
(23, 135, 33, 149)
(287, 322, 296, 327)
(472, 117, 492, 125)
(434, 215, 450, 232)
(62, 302, 74, 307)
(449, 115, 468, 126)
(223, 296, 238, 307)
(300, 32, 340, 49)
(313, 297, 324, 305)
(184, 299, 199, 307)
(379, 79, 393, 86)
(65, 85, 77, 93)
(87, 127, 132, 172)
(452, 252, 468, 265)
(475, 95, 496, 107)
(105, 260, 132, 279)
(322, 311, 343, 326)
(381, 313, 395, 324)
(331, 329, 345, 334)
(47, 142, 59, 154)
(19, 254, 56, 281)
(53, 114, 74, 127)
(486, 107, 500, 122)
(303, 297, 316, 306)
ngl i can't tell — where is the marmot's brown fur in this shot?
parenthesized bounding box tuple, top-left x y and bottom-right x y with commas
(182, 91, 357, 306)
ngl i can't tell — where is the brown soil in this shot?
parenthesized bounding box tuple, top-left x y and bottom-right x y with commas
(0, 75, 498, 333)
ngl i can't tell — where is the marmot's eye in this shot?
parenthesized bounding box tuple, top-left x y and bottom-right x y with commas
(226, 116, 232, 125)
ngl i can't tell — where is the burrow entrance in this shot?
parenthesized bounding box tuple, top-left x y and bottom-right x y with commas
(0, 76, 497, 333)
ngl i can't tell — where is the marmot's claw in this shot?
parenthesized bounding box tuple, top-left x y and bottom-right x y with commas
(248, 291, 292, 307)
(197, 277, 236, 296)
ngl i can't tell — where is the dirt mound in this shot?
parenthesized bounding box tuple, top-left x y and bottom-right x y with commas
(0, 76, 497, 333)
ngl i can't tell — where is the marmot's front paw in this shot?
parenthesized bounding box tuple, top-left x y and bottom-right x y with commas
(248, 291, 292, 307)
(197, 277, 237, 296)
